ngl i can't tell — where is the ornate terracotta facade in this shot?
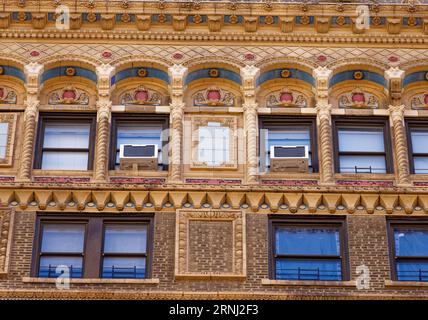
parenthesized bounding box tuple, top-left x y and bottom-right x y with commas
(1, 0, 428, 300)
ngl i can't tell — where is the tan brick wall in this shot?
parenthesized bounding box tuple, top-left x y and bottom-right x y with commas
(1, 211, 428, 299)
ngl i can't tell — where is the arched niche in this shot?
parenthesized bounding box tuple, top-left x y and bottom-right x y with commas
(110, 62, 170, 106)
(402, 67, 428, 110)
(256, 63, 315, 108)
(329, 65, 388, 110)
(0, 60, 26, 107)
(39, 62, 98, 109)
(184, 63, 242, 108)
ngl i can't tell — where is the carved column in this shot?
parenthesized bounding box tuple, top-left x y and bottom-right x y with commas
(240, 65, 260, 184)
(313, 67, 335, 185)
(93, 64, 115, 182)
(385, 67, 411, 186)
(168, 64, 188, 183)
(17, 63, 44, 182)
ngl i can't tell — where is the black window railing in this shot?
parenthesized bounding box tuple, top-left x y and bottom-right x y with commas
(39, 265, 82, 278)
(397, 269, 428, 282)
(102, 266, 146, 279)
(276, 267, 342, 281)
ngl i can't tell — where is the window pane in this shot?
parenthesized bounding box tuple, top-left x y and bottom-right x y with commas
(104, 224, 147, 254)
(339, 155, 386, 173)
(41, 224, 85, 253)
(102, 257, 146, 279)
(411, 130, 428, 154)
(39, 256, 83, 278)
(198, 124, 230, 166)
(414, 157, 428, 174)
(394, 229, 428, 257)
(396, 261, 428, 282)
(338, 129, 385, 152)
(0, 146, 5, 159)
(275, 227, 340, 256)
(42, 151, 89, 170)
(0, 122, 8, 147)
(43, 124, 90, 149)
(117, 125, 162, 147)
(276, 259, 342, 281)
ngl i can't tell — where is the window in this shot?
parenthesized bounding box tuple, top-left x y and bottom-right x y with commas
(102, 224, 148, 279)
(33, 215, 153, 279)
(38, 223, 85, 278)
(333, 118, 392, 174)
(259, 117, 318, 173)
(0, 122, 8, 159)
(110, 115, 169, 170)
(34, 114, 96, 170)
(388, 220, 428, 282)
(198, 122, 229, 166)
(407, 120, 428, 174)
(270, 217, 348, 281)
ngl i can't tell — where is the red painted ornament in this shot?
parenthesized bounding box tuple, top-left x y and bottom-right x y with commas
(317, 55, 327, 62)
(352, 92, 365, 103)
(207, 89, 221, 101)
(388, 56, 399, 63)
(134, 89, 149, 102)
(30, 51, 40, 57)
(244, 53, 255, 61)
(102, 51, 112, 59)
(0, 87, 4, 99)
(424, 94, 428, 105)
(172, 52, 183, 60)
(62, 89, 76, 100)
(279, 92, 293, 103)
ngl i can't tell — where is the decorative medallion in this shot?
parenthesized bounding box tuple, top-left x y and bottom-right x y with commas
(87, 12, 97, 23)
(158, 14, 167, 24)
(410, 93, 428, 109)
(0, 87, 17, 104)
(172, 52, 183, 60)
(264, 15, 274, 25)
(101, 51, 112, 59)
(193, 14, 202, 24)
(120, 86, 163, 106)
(0, 66, 3, 75)
(193, 87, 235, 107)
(425, 72, 428, 81)
(353, 71, 364, 80)
(338, 88, 379, 109)
(280, 69, 291, 78)
(407, 16, 417, 26)
(209, 68, 219, 78)
(388, 56, 399, 63)
(229, 15, 239, 24)
(121, 0, 130, 9)
(48, 86, 89, 105)
(17, 12, 27, 22)
(300, 15, 310, 25)
(137, 68, 148, 78)
(336, 16, 346, 26)
(121, 13, 131, 23)
(244, 53, 255, 61)
(372, 16, 381, 26)
(30, 50, 40, 57)
(266, 87, 308, 108)
(65, 67, 76, 76)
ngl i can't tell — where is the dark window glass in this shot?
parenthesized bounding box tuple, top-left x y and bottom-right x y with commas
(38, 224, 85, 278)
(273, 225, 344, 281)
(410, 129, 428, 174)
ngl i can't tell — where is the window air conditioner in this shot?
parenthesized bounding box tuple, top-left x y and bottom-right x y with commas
(269, 145, 309, 173)
(119, 144, 159, 171)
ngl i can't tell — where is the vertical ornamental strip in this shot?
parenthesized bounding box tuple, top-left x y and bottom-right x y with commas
(385, 67, 411, 186)
(93, 64, 115, 183)
(168, 64, 188, 183)
(17, 62, 44, 182)
(313, 66, 335, 185)
(241, 65, 260, 184)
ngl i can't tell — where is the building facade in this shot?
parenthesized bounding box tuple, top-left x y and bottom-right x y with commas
(0, 0, 428, 299)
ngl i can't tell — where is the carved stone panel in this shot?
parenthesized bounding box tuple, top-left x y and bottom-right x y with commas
(0, 208, 14, 277)
(175, 209, 246, 279)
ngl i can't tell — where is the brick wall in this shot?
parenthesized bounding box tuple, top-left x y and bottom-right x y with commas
(1, 211, 428, 299)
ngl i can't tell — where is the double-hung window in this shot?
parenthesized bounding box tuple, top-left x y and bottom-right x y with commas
(334, 118, 392, 174)
(407, 120, 428, 174)
(33, 215, 153, 279)
(270, 217, 347, 281)
(259, 117, 318, 173)
(35, 114, 95, 170)
(110, 115, 168, 170)
(389, 220, 428, 282)
(0, 122, 8, 159)
(198, 122, 230, 167)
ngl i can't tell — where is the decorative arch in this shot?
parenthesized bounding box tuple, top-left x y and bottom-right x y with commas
(327, 58, 389, 74)
(38, 54, 102, 70)
(402, 66, 428, 110)
(110, 59, 171, 106)
(0, 58, 27, 106)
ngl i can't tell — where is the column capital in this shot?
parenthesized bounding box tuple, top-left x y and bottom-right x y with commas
(24, 62, 44, 94)
(384, 67, 405, 81)
(385, 67, 405, 106)
(240, 65, 260, 98)
(316, 103, 333, 114)
(96, 64, 115, 96)
(169, 64, 188, 85)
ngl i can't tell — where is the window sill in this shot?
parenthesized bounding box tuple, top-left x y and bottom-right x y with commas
(32, 170, 93, 177)
(261, 279, 356, 287)
(175, 273, 247, 281)
(335, 173, 395, 180)
(384, 280, 428, 288)
(22, 277, 160, 285)
(108, 170, 168, 177)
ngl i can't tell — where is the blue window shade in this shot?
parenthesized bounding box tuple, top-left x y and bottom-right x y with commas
(185, 68, 241, 86)
(0, 65, 26, 83)
(276, 259, 342, 281)
(257, 68, 315, 87)
(41, 67, 97, 84)
(111, 67, 170, 86)
(396, 261, 428, 282)
(330, 70, 386, 88)
(275, 227, 340, 256)
(394, 229, 428, 257)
